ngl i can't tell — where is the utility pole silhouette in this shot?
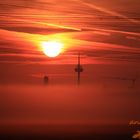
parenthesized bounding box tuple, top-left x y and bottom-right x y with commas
(75, 52, 83, 85)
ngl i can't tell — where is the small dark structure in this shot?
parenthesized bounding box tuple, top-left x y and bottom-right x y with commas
(75, 52, 83, 85)
(107, 76, 138, 88)
(43, 75, 49, 85)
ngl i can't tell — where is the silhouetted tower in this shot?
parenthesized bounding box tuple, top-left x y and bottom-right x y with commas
(131, 77, 137, 88)
(75, 52, 83, 85)
(43, 75, 49, 85)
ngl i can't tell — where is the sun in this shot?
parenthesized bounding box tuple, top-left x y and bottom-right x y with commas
(41, 41, 63, 57)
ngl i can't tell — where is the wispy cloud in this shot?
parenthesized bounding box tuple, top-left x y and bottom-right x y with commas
(73, 0, 139, 23)
(0, 0, 140, 65)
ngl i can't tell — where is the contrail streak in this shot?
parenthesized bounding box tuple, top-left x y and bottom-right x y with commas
(85, 27, 140, 36)
(72, 0, 139, 24)
(2, 16, 81, 32)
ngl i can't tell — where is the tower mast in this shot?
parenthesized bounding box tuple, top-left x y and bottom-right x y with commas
(75, 52, 83, 85)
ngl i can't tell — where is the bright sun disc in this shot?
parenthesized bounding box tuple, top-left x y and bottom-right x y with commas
(41, 41, 63, 57)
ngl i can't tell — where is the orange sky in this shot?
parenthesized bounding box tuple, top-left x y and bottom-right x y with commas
(0, 0, 140, 84)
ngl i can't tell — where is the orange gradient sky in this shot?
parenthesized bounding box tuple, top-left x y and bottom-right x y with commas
(0, 0, 140, 84)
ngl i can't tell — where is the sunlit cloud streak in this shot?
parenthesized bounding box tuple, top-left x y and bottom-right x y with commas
(73, 0, 140, 24)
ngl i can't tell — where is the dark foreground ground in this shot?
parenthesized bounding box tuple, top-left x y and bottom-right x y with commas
(0, 124, 136, 140)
